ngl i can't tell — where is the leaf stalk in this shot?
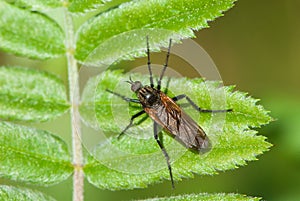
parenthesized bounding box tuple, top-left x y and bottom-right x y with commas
(63, 7, 84, 201)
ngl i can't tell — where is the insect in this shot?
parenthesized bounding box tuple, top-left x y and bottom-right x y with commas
(106, 37, 232, 188)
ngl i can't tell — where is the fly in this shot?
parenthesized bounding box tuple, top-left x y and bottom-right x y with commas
(106, 37, 232, 188)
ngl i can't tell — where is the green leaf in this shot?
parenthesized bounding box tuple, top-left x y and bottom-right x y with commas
(68, 0, 104, 13)
(68, 0, 131, 13)
(0, 185, 56, 201)
(75, 0, 236, 64)
(0, 122, 73, 185)
(0, 66, 69, 122)
(82, 71, 272, 190)
(136, 193, 261, 201)
(0, 1, 65, 59)
(4, 0, 63, 11)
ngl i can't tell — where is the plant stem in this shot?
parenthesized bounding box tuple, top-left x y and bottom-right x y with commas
(63, 7, 84, 201)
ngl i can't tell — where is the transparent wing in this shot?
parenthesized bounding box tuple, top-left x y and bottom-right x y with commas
(145, 92, 210, 151)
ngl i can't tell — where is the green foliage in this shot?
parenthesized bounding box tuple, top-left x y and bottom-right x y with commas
(68, 0, 132, 13)
(75, 0, 236, 64)
(0, 185, 56, 201)
(82, 71, 272, 190)
(4, 0, 63, 10)
(0, 1, 65, 59)
(68, 0, 104, 13)
(0, 122, 73, 185)
(137, 193, 261, 201)
(0, 0, 273, 200)
(0, 66, 69, 122)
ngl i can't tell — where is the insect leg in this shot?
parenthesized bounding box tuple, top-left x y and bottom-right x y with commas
(172, 94, 233, 113)
(146, 36, 154, 88)
(153, 122, 175, 189)
(106, 89, 140, 103)
(163, 77, 171, 95)
(118, 110, 146, 139)
(157, 39, 172, 91)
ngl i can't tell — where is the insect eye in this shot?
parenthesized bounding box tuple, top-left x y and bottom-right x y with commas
(131, 81, 142, 92)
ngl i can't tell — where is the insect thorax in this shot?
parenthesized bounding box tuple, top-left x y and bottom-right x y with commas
(138, 86, 161, 108)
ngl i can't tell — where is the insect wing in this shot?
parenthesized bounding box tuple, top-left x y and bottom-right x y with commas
(145, 92, 210, 152)
(177, 111, 211, 151)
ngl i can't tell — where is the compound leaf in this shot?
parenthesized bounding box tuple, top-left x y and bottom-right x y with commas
(75, 0, 236, 65)
(0, 185, 56, 201)
(0, 122, 73, 185)
(0, 66, 69, 122)
(0, 1, 65, 59)
(82, 71, 272, 190)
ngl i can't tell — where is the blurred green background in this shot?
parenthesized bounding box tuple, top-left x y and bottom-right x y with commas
(1, 0, 300, 200)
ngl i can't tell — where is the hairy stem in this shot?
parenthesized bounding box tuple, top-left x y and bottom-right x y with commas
(63, 7, 84, 201)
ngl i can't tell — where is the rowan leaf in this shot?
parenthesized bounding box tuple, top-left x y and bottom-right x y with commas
(0, 122, 73, 185)
(0, 1, 65, 59)
(0, 185, 56, 201)
(81, 70, 272, 190)
(75, 0, 236, 65)
(0, 66, 69, 122)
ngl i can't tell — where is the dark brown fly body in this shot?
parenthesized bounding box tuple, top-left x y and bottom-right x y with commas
(106, 37, 232, 188)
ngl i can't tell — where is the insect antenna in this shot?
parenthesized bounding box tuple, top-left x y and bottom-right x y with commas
(157, 39, 172, 91)
(126, 76, 133, 84)
(146, 36, 154, 88)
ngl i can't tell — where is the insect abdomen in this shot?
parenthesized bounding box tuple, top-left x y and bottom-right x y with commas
(145, 93, 211, 153)
(167, 113, 211, 152)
